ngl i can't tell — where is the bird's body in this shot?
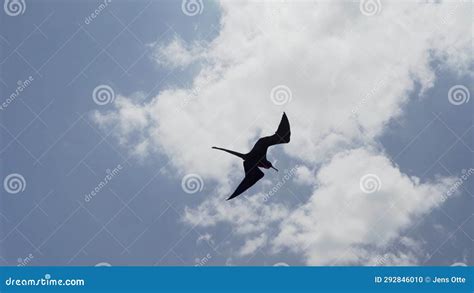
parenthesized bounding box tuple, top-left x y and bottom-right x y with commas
(212, 113, 291, 200)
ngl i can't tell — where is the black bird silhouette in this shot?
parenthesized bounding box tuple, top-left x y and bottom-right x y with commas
(212, 113, 291, 200)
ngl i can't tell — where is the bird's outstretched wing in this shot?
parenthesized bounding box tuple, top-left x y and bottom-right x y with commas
(252, 112, 291, 151)
(273, 112, 291, 144)
(227, 160, 264, 200)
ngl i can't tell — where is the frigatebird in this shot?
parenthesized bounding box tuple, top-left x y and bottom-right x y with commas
(212, 113, 291, 200)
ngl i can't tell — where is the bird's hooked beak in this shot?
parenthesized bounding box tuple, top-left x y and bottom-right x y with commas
(271, 166, 279, 172)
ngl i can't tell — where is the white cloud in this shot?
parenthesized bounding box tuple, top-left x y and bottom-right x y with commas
(272, 148, 455, 265)
(239, 234, 267, 257)
(294, 165, 315, 185)
(363, 251, 418, 266)
(196, 233, 214, 246)
(95, 1, 470, 177)
(153, 37, 204, 69)
(94, 1, 472, 264)
(183, 193, 289, 236)
(92, 95, 152, 156)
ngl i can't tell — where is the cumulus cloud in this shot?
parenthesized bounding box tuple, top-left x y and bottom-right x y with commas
(294, 165, 315, 185)
(183, 193, 289, 236)
(272, 148, 455, 265)
(94, 1, 472, 264)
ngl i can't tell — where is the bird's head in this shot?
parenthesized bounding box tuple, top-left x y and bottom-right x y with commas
(263, 161, 278, 172)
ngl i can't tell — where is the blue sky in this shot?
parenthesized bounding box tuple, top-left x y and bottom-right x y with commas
(0, 0, 472, 266)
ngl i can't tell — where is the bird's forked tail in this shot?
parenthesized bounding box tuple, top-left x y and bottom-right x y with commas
(212, 147, 247, 159)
